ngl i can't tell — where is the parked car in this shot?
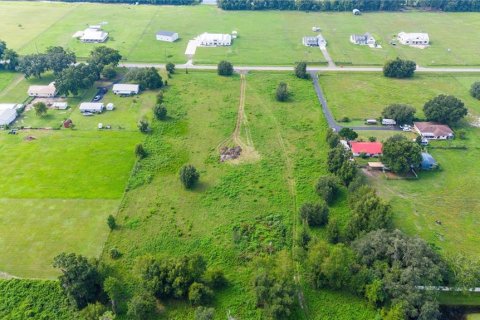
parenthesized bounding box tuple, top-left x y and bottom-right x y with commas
(8, 129, 17, 135)
(93, 95, 102, 102)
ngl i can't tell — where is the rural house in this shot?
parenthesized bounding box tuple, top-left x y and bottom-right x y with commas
(156, 30, 179, 42)
(79, 102, 104, 113)
(112, 84, 140, 96)
(414, 122, 454, 140)
(397, 32, 429, 46)
(74, 26, 108, 43)
(196, 33, 232, 46)
(350, 141, 383, 157)
(350, 33, 376, 46)
(28, 83, 56, 98)
(302, 35, 327, 47)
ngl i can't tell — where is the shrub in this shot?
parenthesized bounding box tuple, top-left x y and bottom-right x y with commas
(294, 61, 308, 79)
(339, 116, 350, 123)
(217, 60, 233, 76)
(188, 282, 213, 305)
(127, 293, 157, 320)
(101, 64, 117, 80)
(153, 104, 167, 120)
(470, 81, 480, 99)
(135, 143, 147, 159)
(368, 136, 377, 142)
(166, 62, 175, 74)
(107, 214, 116, 230)
(195, 307, 215, 320)
(275, 82, 289, 102)
(326, 218, 341, 244)
(203, 269, 227, 289)
(383, 57, 416, 78)
(138, 120, 150, 133)
(110, 248, 121, 259)
(179, 165, 200, 189)
(338, 128, 358, 141)
(156, 91, 164, 104)
(457, 130, 466, 140)
(299, 202, 329, 227)
(315, 176, 340, 205)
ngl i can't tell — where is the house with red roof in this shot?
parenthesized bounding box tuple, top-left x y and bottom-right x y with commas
(350, 141, 383, 157)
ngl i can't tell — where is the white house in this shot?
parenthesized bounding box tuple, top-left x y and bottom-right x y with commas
(0, 103, 21, 126)
(397, 32, 429, 46)
(52, 102, 68, 110)
(350, 33, 376, 46)
(302, 35, 327, 47)
(112, 84, 139, 96)
(156, 30, 179, 42)
(28, 83, 56, 98)
(414, 122, 454, 140)
(196, 33, 232, 46)
(79, 102, 104, 113)
(78, 26, 108, 43)
(382, 118, 397, 125)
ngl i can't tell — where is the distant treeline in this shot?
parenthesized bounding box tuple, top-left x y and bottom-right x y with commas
(217, 0, 480, 12)
(50, 0, 199, 4)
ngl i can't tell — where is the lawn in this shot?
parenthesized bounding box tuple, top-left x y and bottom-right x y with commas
(0, 129, 141, 278)
(2, 2, 480, 66)
(102, 71, 377, 319)
(319, 72, 480, 121)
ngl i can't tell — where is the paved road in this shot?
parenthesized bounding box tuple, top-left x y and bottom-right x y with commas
(310, 72, 401, 132)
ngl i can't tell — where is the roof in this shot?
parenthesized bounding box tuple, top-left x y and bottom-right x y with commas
(113, 84, 139, 92)
(350, 142, 383, 154)
(197, 33, 232, 43)
(28, 83, 56, 95)
(351, 33, 373, 41)
(79, 102, 104, 111)
(368, 162, 385, 168)
(421, 152, 437, 166)
(398, 32, 429, 41)
(156, 30, 177, 37)
(0, 103, 20, 111)
(52, 102, 68, 107)
(0, 109, 17, 125)
(414, 122, 453, 136)
(81, 28, 108, 41)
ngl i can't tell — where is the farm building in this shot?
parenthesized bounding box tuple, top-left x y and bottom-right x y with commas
(0, 104, 20, 126)
(52, 102, 68, 110)
(350, 33, 376, 46)
(397, 32, 429, 46)
(28, 83, 56, 98)
(414, 122, 454, 140)
(112, 84, 139, 96)
(156, 30, 179, 42)
(302, 35, 327, 47)
(421, 152, 438, 170)
(350, 141, 383, 157)
(79, 102, 104, 113)
(75, 26, 108, 43)
(196, 33, 232, 46)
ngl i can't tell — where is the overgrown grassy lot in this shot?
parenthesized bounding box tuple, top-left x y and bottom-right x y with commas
(319, 72, 480, 121)
(2, 2, 480, 65)
(102, 71, 377, 319)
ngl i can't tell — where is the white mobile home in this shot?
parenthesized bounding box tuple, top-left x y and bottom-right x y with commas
(28, 83, 56, 98)
(79, 102, 104, 113)
(196, 33, 232, 46)
(112, 84, 140, 96)
(156, 30, 179, 42)
(382, 118, 396, 125)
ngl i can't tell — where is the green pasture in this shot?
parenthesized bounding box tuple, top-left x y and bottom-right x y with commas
(319, 72, 480, 121)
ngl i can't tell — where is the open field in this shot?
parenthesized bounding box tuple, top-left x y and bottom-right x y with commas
(1, 2, 480, 65)
(102, 71, 377, 318)
(319, 72, 480, 121)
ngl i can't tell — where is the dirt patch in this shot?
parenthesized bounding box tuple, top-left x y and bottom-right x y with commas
(24, 136, 37, 141)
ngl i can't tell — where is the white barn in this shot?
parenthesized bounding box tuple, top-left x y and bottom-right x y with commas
(112, 84, 140, 96)
(28, 83, 56, 98)
(196, 33, 232, 46)
(79, 102, 104, 113)
(79, 27, 108, 43)
(397, 32, 429, 46)
(0, 104, 21, 126)
(156, 30, 179, 42)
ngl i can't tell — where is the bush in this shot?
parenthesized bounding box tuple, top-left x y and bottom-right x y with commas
(203, 269, 227, 289)
(338, 116, 350, 123)
(166, 62, 175, 74)
(188, 282, 213, 305)
(110, 248, 122, 259)
(135, 143, 147, 159)
(368, 136, 377, 142)
(470, 81, 480, 99)
(325, 129, 340, 148)
(156, 91, 164, 104)
(107, 214, 116, 230)
(315, 176, 340, 205)
(338, 128, 358, 141)
(195, 307, 215, 320)
(326, 218, 340, 244)
(457, 130, 466, 140)
(383, 57, 416, 78)
(153, 104, 167, 120)
(275, 82, 289, 102)
(299, 202, 329, 227)
(138, 120, 150, 133)
(179, 164, 200, 189)
(217, 60, 233, 76)
(101, 64, 117, 80)
(294, 61, 308, 79)
(127, 293, 157, 320)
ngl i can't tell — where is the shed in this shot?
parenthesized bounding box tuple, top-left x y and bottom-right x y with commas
(113, 84, 139, 96)
(63, 119, 73, 128)
(79, 102, 104, 113)
(106, 103, 114, 111)
(156, 30, 179, 42)
(53, 102, 68, 110)
(421, 152, 438, 170)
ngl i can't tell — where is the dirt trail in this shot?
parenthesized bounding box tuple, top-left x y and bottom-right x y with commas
(218, 73, 259, 163)
(0, 74, 24, 98)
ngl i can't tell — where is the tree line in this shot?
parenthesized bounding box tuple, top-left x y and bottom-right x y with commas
(49, 0, 198, 4)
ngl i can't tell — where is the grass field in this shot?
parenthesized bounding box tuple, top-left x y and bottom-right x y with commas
(319, 72, 480, 121)
(1, 2, 480, 66)
(102, 71, 377, 319)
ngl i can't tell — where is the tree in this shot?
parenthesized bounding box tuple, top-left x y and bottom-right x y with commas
(0, 40, 6, 58)
(423, 94, 468, 125)
(127, 293, 156, 320)
(381, 104, 416, 125)
(166, 62, 175, 74)
(135, 143, 147, 159)
(33, 102, 47, 117)
(80, 302, 108, 320)
(326, 218, 340, 244)
(188, 282, 213, 305)
(254, 271, 295, 320)
(383, 57, 416, 78)
(179, 164, 200, 189)
(107, 215, 116, 230)
(55, 63, 99, 96)
(299, 202, 329, 227)
(217, 60, 233, 76)
(275, 82, 289, 102)
(294, 61, 308, 79)
(101, 64, 117, 80)
(88, 46, 122, 70)
(2, 49, 19, 71)
(125, 67, 163, 90)
(46, 46, 76, 75)
(156, 91, 164, 104)
(52, 253, 102, 309)
(315, 175, 340, 205)
(153, 104, 167, 120)
(327, 146, 349, 174)
(18, 54, 48, 78)
(138, 120, 150, 133)
(325, 129, 340, 148)
(337, 159, 357, 186)
(338, 127, 358, 140)
(195, 307, 215, 320)
(104, 277, 122, 314)
(470, 81, 480, 99)
(382, 134, 422, 174)
(365, 279, 385, 307)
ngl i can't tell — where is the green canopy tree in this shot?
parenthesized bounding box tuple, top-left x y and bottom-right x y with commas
(46, 46, 76, 75)
(382, 134, 422, 174)
(423, 94, 468, 125)
(294, 61, 308, 79)
(180, 164, 200, 189)
(33, 102, 47, 117)
(18, 54, 48, 78)
(381, 104, 416, 125)
(217, 60, 233, 76)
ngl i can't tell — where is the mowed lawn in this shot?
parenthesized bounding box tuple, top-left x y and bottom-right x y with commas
(2, 2, 480, 65)
(103, 71, 377, 319)
(319, 72, 480, 121)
